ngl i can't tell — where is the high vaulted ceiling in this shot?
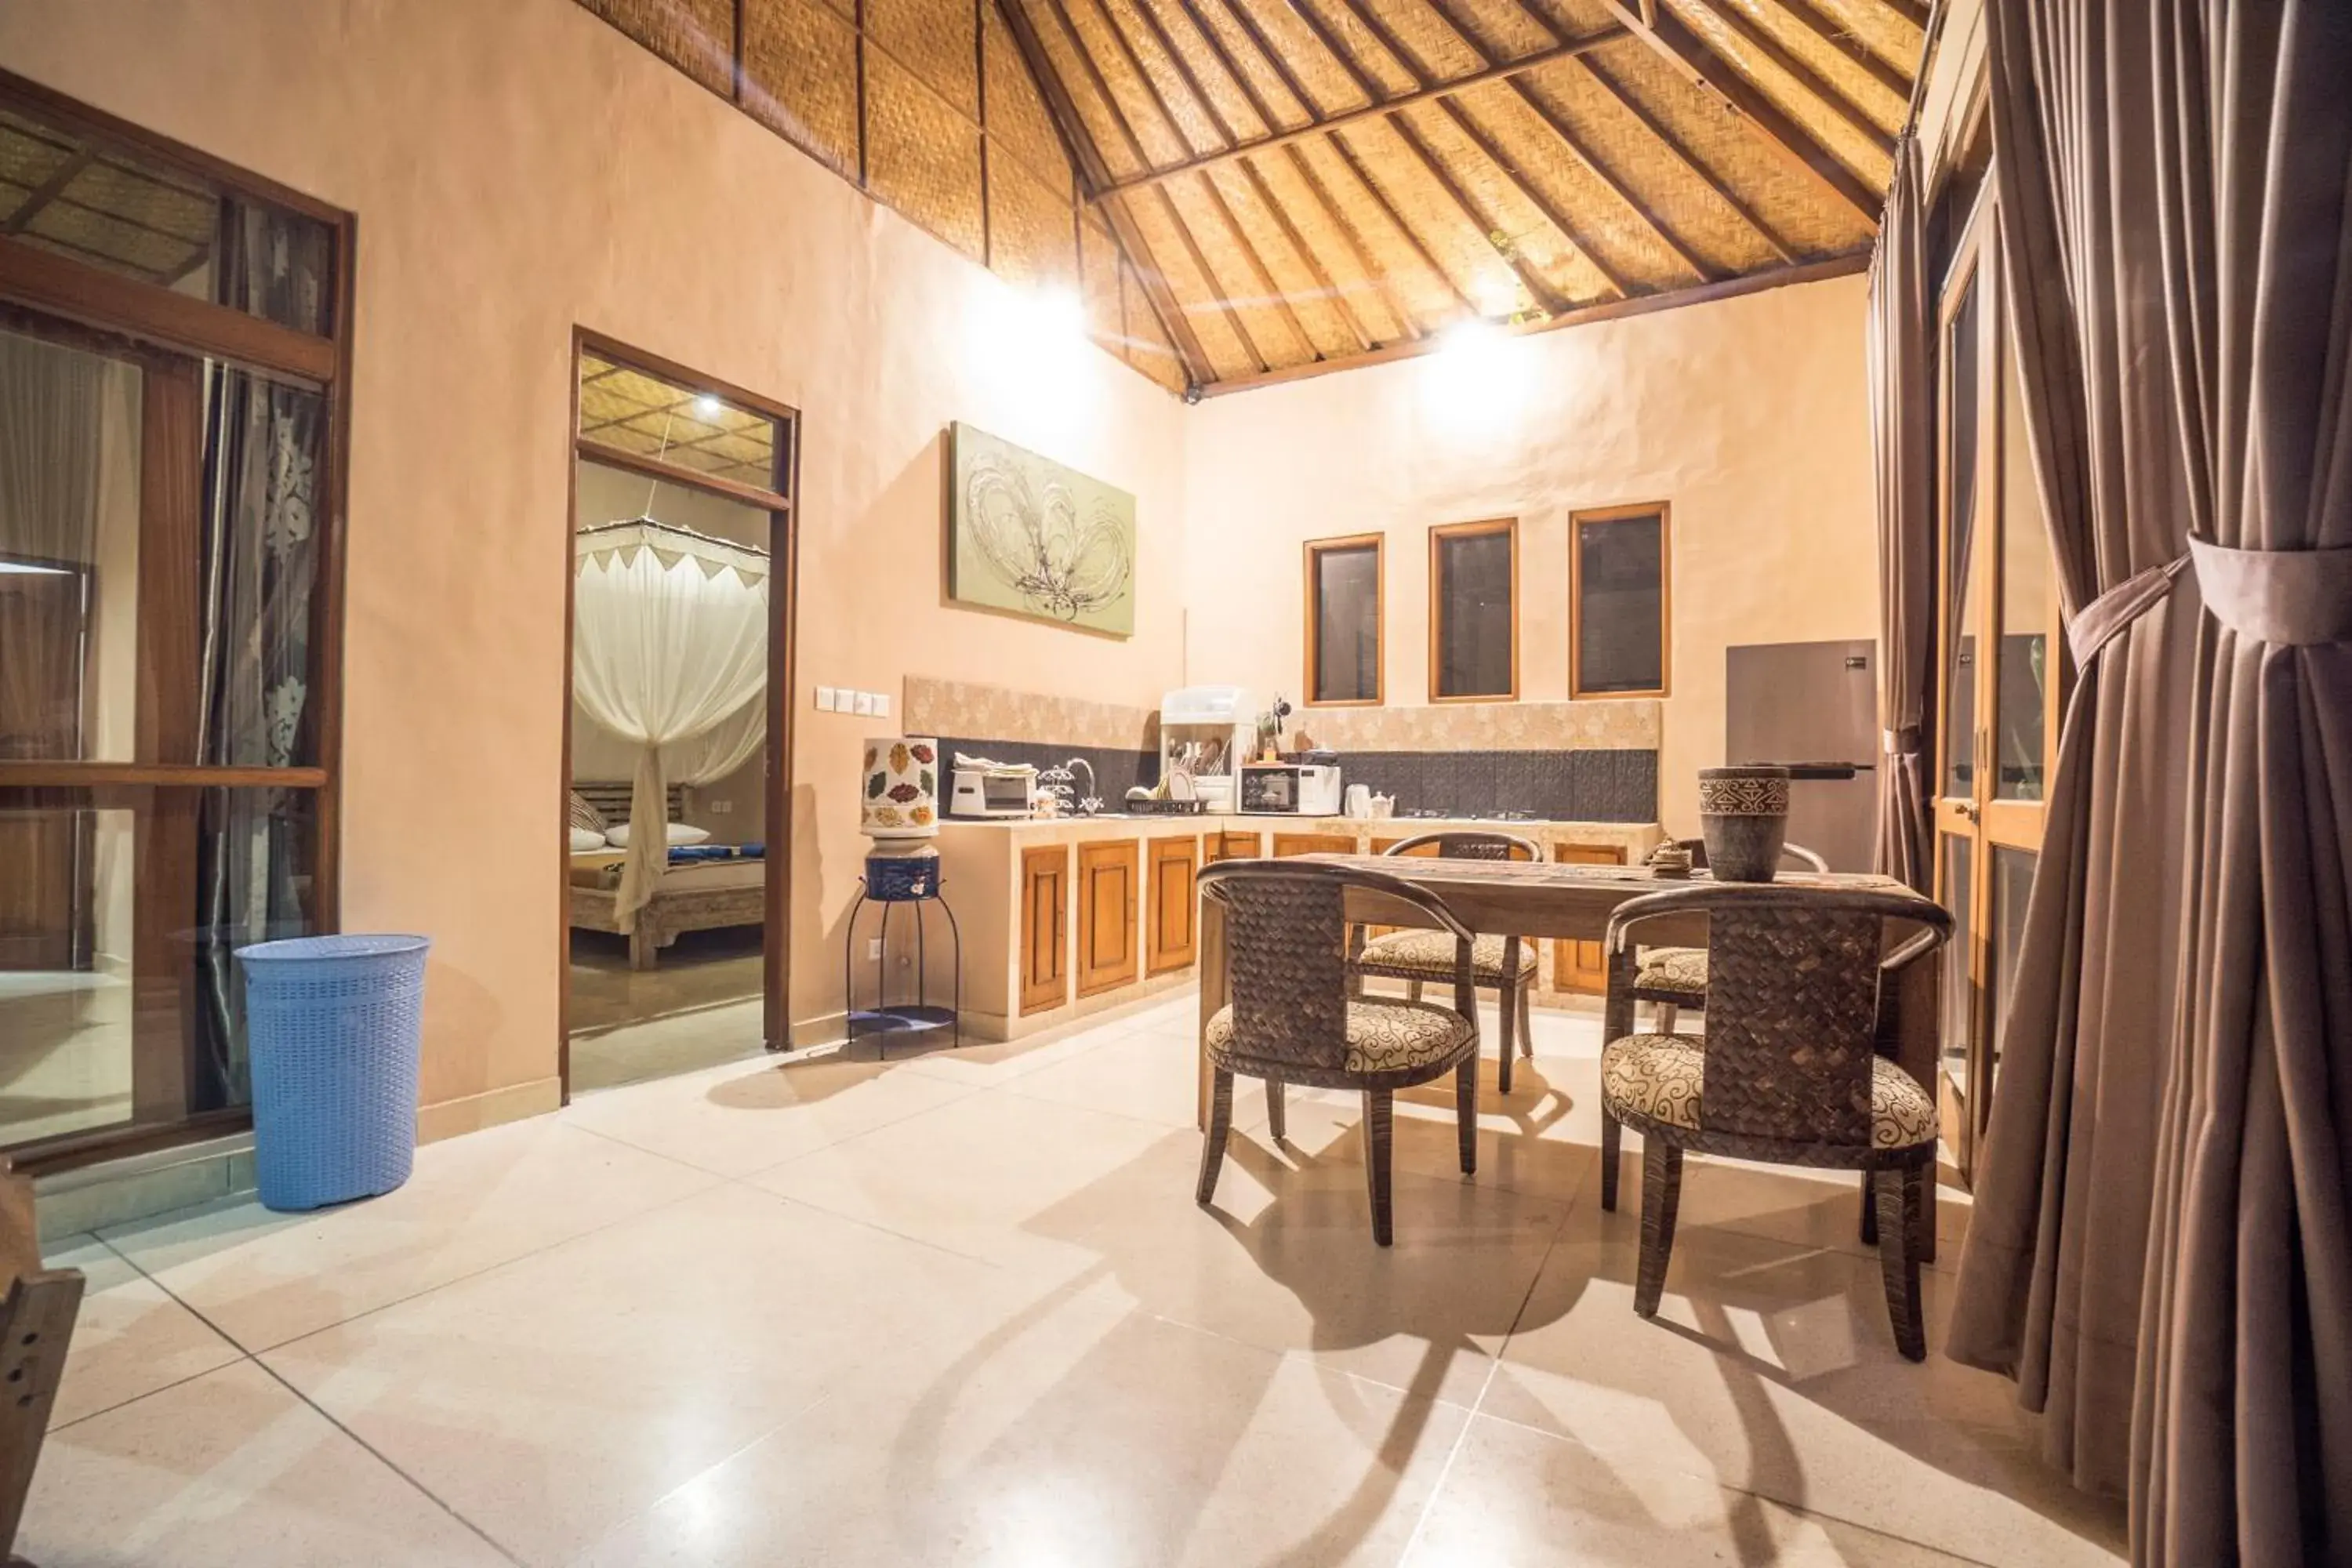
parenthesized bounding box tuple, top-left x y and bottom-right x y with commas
(579, 0, 1926, 395)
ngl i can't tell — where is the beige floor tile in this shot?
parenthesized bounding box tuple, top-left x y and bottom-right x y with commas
(1002, 1024, 1271, 1131)
(261, 1182, 1037, 1566)
(887, 1008, 1142, 1087)
(1652, 1151, 1976, 1272)
(1250, 1067, 1600, 1203)
(17, 1359, 510, 1567)
(1403, 1412, 1990, 1567)
(578, 1283, 1465, 1567)
(1026, 1122, 1567, 1408)
(42, 1233, 246, 1431)
(98, 1116, 720, 1352)
(751, 1085, 1190, 1270)
(559, 1044, 978, 1176)
(1480, 1201, 2126, 1565)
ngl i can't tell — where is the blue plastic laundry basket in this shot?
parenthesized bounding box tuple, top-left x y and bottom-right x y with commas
(238, 935, 431, 1212)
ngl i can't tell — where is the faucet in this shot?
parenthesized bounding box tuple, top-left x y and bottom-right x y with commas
(1063, 757, 1102, 816)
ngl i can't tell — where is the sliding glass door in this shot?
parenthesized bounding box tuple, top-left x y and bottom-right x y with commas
(1931, 194, 2063, 1181)
(0, 81, 350, 1167)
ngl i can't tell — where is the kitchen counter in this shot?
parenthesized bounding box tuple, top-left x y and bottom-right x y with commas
(920, 814, 1662, 1040)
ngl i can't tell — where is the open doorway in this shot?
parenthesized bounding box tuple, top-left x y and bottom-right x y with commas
(561, 336, 796, 1097)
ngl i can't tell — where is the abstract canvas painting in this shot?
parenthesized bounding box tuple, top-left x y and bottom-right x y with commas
(948, 422, 1135, 637)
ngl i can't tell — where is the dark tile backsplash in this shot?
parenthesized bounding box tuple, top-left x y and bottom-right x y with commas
(940, 735, 1658, 823)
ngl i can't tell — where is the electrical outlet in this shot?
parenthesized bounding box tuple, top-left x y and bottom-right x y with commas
(866, 937, 882, 961)
(816, 685, 837, 712)
(709, 800, 732, 815)
(873, 692, 891, 718)
(853, 691, 877, 716)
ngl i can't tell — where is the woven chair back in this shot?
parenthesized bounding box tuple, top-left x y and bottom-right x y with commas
(1383, 829, 1541, 863)
(1200, 860, 1474, 1077)
(1607, 885, 1951, 1152)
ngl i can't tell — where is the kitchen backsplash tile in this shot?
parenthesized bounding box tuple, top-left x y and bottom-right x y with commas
(905, 677, 1156, 751)
(1293, 699, 1660, 753)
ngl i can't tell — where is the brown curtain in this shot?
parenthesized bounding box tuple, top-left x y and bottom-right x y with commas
(1945, 1, 2352, 1557)
(1868, 138, 1932, 891)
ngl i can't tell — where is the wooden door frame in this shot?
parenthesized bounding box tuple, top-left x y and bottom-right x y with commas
(559, 328, 801, 1097)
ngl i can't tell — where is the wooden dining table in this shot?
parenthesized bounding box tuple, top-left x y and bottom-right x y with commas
(1194, 852, 1944, 1134)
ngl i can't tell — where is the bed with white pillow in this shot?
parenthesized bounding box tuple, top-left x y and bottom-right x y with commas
(568, 782, 766, 970)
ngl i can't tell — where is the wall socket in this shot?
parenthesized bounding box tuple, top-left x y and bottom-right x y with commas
(709, 799, 733, 815)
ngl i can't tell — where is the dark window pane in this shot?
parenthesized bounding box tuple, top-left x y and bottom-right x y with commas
(0, 786, 318, 1150)
(1994, 318, 2050, 800)
(1942, 275, 1983, 797)
(1434, 527, 1513, 699)
(1989, 845, 2037, 1096)
(0, 328, 143, 762)
(0, 107, 332, 335)
(1576, 513, 1664, 695)
(199, 367, 327, 766)
(1939, 833, 1973, 1099)
(1311, 543, 1379, 702)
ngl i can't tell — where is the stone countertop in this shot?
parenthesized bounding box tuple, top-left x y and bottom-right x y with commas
(935, 813, 1660, 840)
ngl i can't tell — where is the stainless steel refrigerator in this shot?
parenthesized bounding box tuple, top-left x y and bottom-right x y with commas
(1725, 639, 1879, 873)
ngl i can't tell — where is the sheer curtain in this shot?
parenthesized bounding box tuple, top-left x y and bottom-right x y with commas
(572, 523, 768, 924)
(1867, 140, 1933, 891)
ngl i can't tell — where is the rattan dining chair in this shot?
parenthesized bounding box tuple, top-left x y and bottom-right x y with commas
(1352, 831, 1541, 1094)
(1633, 839, 1831, 1033)
(1595, 884, 1953, 1359)
(1196, 859, 1483, 1247)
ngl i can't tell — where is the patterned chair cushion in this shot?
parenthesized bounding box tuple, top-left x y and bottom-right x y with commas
(1599, 1033, 1940, 1150)
(1635, 946, 1708, 996)
(1356, 929, 1537, 982)
(1207, 1001, 1475, 1076)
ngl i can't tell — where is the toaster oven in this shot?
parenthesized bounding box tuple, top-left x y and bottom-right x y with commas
(1238, 763, 1343, 816)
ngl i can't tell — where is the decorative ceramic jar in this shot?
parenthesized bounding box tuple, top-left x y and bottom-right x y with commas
(861, 736, 940, 853)
(1697, 765, 1791, 883)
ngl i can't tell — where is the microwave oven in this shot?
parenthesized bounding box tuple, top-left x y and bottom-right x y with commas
(1239, 763, 1342, 816)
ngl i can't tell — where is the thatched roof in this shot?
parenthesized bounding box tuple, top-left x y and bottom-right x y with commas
(585, 0, 1932, 395)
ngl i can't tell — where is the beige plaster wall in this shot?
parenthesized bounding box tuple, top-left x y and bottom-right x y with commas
(0, 0, 1189, 1133)
(1178, 275, 1881, 836)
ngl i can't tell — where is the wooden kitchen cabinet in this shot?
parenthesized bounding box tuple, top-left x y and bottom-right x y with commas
(1019, 844, 1069, 1015)
(1204, 829, 1261, 862)
(1552, 841, 1628, 994)
(1145, 836, 1200, 976)
(1272, 832, 1358, 858)
(1076, 839, 1142, 997)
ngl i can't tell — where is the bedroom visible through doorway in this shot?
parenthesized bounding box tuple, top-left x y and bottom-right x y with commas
(564, 339, 796, 1096)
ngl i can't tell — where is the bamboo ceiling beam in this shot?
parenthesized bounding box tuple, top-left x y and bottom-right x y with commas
(1171, 0, 1406, 342)
(1879, 0, 1930, 29)
(1083, 0, 1316, 360)
(1325, 0, 1631, 299)
(1120, 0, 1375, 351)
(1592, 0, 1881, 226)
(1777, 0, 1914, 100)
(1680, 0, 1895, 157)
(1572, 51, 1797, 261)
(992, 0, 1218, 384)
(1271, 0, 1566, 317)
(1090, 22, 1628, 199)
(1211, 0, 1476, 317)
(2, 147, 91, 235)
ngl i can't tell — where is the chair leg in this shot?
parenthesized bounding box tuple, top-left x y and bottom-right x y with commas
(1265, 1078, 1286, 1141)
(1519, 979, 1535, 1057)
(1654, 1000, 1679, 1034)
(1877, 1163, 1927, 1361)
(1633, 1141, 1684, 1318)
(1196, 1070, 1235, 1207)
(1858, 1169, 1878, 1246)
(1496, 979, 1516, 1097)
(1915, 1166, 1938, 1265)
(1406, 978, 1424, 1004)
(1600, 1112, 1622, 1210)
(1363, 1089, 1396, 1246)
(1455, 1058, 1478, 1176)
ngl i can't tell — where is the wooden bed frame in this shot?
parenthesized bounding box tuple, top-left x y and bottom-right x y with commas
(570, 781, 766, 971)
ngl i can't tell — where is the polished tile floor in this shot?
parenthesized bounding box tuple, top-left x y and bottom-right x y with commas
(31, 993, 2127, 1566)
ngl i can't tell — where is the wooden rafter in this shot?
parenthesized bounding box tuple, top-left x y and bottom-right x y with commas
(1681, 0, 1896, 156)
(1174, 0, 1423, 340)
(1084, 0, 1317, 359)
(1776, 0, 1913, 100)
(1120, 0, 1375, 350)
(1593, 0, 1881, 226)
(993, 0, 1216, 386)
(1, 147, 92, 235)
(1570, 49, 1798, 262)
(1089, 22, 1628, 198)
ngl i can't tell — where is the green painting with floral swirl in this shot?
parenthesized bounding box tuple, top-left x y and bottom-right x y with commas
(948, 421, 1135, 637)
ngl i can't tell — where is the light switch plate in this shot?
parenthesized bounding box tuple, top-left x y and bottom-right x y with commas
(853, 691, 877, 716)
(816, 685, 838, 712)
(873, 693, 891, 719)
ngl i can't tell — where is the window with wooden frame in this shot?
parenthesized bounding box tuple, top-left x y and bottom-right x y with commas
(1302, 534, 1382, 706)
(0, 72, 353, 1171)
(1428, 518, 1517, 702)
(1570, 504, 1671, 699)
